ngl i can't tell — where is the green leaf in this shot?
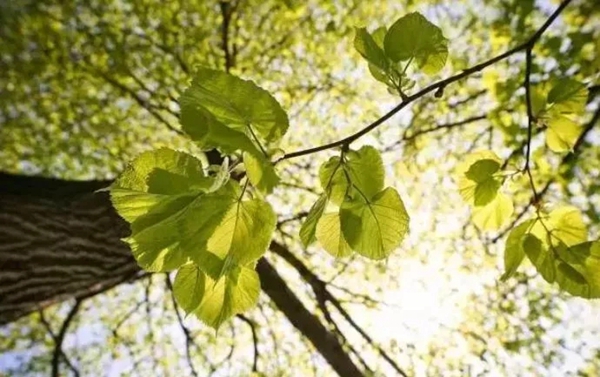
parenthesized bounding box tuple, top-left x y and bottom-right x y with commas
(371, 26, 386, 48)
(244, 152, 280, 194)
(501, 220, 534, 281)
(523, 234, 556, 283)
(173, 263, 206, 313)
(110, 149, 215, 272)
(344, 145, 385, 200)
(111, 148, 211, 222)
(194, 265, 260, 330)
(319, 157, 348, 205)
(383, 12, 448, 74)
(315, 212, 353, 258)
(179, 67, 289, 149)
(354, 27, 389, 71)
(531, 84, 549, 117)
(547, 79, 588, 115)
(555, 242, 600, 298)
(545, 115, 581, 152)
(472, 192, 513, 231)
(457, 151, 503, 207)
(180, 103, 264, 156)
(547, 206, 587, 247)
(340, 187, 409, 260)
(202, 198, 276, 275)
(464, 159, 501, 182)
(300, 194, 328, 247)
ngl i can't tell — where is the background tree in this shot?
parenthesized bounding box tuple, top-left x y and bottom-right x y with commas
(1, 0, 600, 376)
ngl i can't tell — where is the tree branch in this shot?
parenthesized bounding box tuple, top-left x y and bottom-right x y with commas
(256, 258, 365, 377)
(165, 275, 200, 377)
(278, 0, 573, 162)
(51, 299, 82, 377)
(237, 314, 259, 373)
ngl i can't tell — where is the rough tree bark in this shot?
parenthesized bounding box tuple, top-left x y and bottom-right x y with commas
(0, 171, 363, 377)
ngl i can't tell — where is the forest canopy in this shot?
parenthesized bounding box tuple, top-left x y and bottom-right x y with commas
(1, 0, 600, 376)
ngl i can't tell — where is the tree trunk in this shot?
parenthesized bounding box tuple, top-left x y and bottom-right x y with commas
(0, 171, 363, 377)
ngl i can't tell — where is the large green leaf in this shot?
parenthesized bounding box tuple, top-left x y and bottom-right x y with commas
(173, 263, 206, 313)
(205, 198, 277, 269)
(315, 212, 353, 258)
(194, 265, 260, 330)
(180, 95, 264, 156)
(110, 149, 216, 272)
(340, 187, 409, 260)
(300, 194, 328, 248)
(179, 67, 289, 145)
(383, 12, 448, 74)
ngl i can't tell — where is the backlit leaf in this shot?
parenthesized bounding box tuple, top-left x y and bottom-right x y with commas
(316, 212, 353, 258)
(244, 152, 280, 194)
(173, 263, 206, 313)
(179, 67, 289, 150)
(340, 187, 409, 260)
(300, 194, 329, 247)
(472, 192, 513, 231)
(194, 265, 260, 330)
(383, 12, 448, 74)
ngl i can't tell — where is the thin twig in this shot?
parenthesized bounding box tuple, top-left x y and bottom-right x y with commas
(165, 275, 200, 377)
(237, 314, 260, 373)
(50, 300, 82, 377)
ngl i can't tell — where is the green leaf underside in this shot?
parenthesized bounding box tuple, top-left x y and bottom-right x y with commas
(193, 265, 261, 330)
(340, 187, 409, 260)
(179, 67, 289, 146)
(316, 212, 353, 258)
(300, 194, 328, 248)
(383, 12, 448, 74)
